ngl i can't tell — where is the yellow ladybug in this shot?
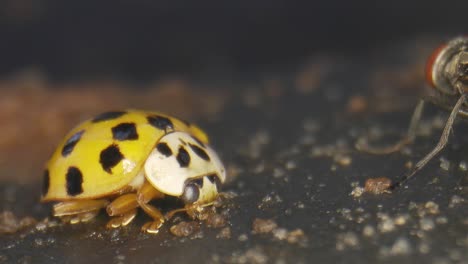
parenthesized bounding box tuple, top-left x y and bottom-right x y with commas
(41, 110, 226, 233)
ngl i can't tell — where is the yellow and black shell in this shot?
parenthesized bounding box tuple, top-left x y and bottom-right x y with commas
(41, 110, 209, 201)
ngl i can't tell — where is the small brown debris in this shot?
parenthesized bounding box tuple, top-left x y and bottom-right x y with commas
(364, 177, 392, 194)
(252, 218, 278, 234)
(205, 213, 227, 228)
(424, 201, 440, 215)
(350, 186, 365, 198)
(216, 227, 232, 239)
(285, 229, 307, 244)
(238, 234, 248, 241)
(336, 232, 360, 250)
(362, 225, 376, 237)
(334, 154, 352, 167)
(0, 211, 37, 234)
(169, 221, 200, 237)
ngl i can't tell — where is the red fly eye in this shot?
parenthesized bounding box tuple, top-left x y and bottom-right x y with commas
(425, 43, 448, 88)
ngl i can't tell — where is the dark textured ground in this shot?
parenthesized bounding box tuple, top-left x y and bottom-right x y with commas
(1, 38, 467, 263)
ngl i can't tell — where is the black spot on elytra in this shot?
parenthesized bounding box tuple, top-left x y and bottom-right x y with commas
(147, 115, 174, 131)
(189, 143, 210, 161)
(112, 123, 138, 141)
(156, 142, 172, 157)
(62, 130, 85, 157)
(92, 111, 127, 123)
(100, 144, 124, 173)
(66, 167, 83, 196)
(42, 170, 50, 196)
(176, 147, 190, 167)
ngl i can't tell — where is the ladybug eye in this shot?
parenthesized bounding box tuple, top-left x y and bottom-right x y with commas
(181, 183, 199, 204)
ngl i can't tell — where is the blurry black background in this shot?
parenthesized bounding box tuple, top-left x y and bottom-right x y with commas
(1, 0, 467, 81)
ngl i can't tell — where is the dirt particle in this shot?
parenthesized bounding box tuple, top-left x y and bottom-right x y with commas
(216, 227, 231, 239)
(362, 225, 376, 237)
(380, 237, 413, 257)
(449, 195, 465, 208)
(34, 238, 44, 247)
(418, 242, 431, 254)
(439, 157, 451, 171)
(285, 160, 297, 170)
(272, 167, 286, 178)
(364, 177, 392, 194)
(285, 229, 307, 244)
(458, 161, 468, 171)
(169, 221, 200, 237)
(424, 201, 439, 215)
(229, 246, 269, 264)
(350, 185, 365, 198)
(394, 214, 409, 226)
(251, 218, 308, 246)
(258, 193, 283, 210)
(272, 228, 288, 240)
(390, 237, 413, 256)
(336, 232, 359, 250)
(0, 211, 37, 234)
(435, 216, 448, 224)
(378, 218, 396, 233)
(252, 218, 278, 234)
(334, 154, 352, 167)
(238, 234, 248, 242)
(419, 218, 435, 231)
(205, 213, 227, 228)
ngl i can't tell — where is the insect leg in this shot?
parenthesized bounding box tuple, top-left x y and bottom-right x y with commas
(137, 181, 165, 234)
(390, 94, 466, 189)
(356, 99, 426, 154)
(106, 193, 139, 228)
(53, 199, 109, 224)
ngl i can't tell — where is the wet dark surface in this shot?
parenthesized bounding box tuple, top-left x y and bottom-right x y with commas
(1, 41, 468, 263)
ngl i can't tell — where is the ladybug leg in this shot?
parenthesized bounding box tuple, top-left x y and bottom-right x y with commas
(165, 202, 214, 221)
(137, 181, 165, 234)
(53, 199, 109, 224)
(356, 99, 426, 154)
(137, 180, 164, 203)
(139, 203, 165, 234)
(106, 193, 139, 228)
